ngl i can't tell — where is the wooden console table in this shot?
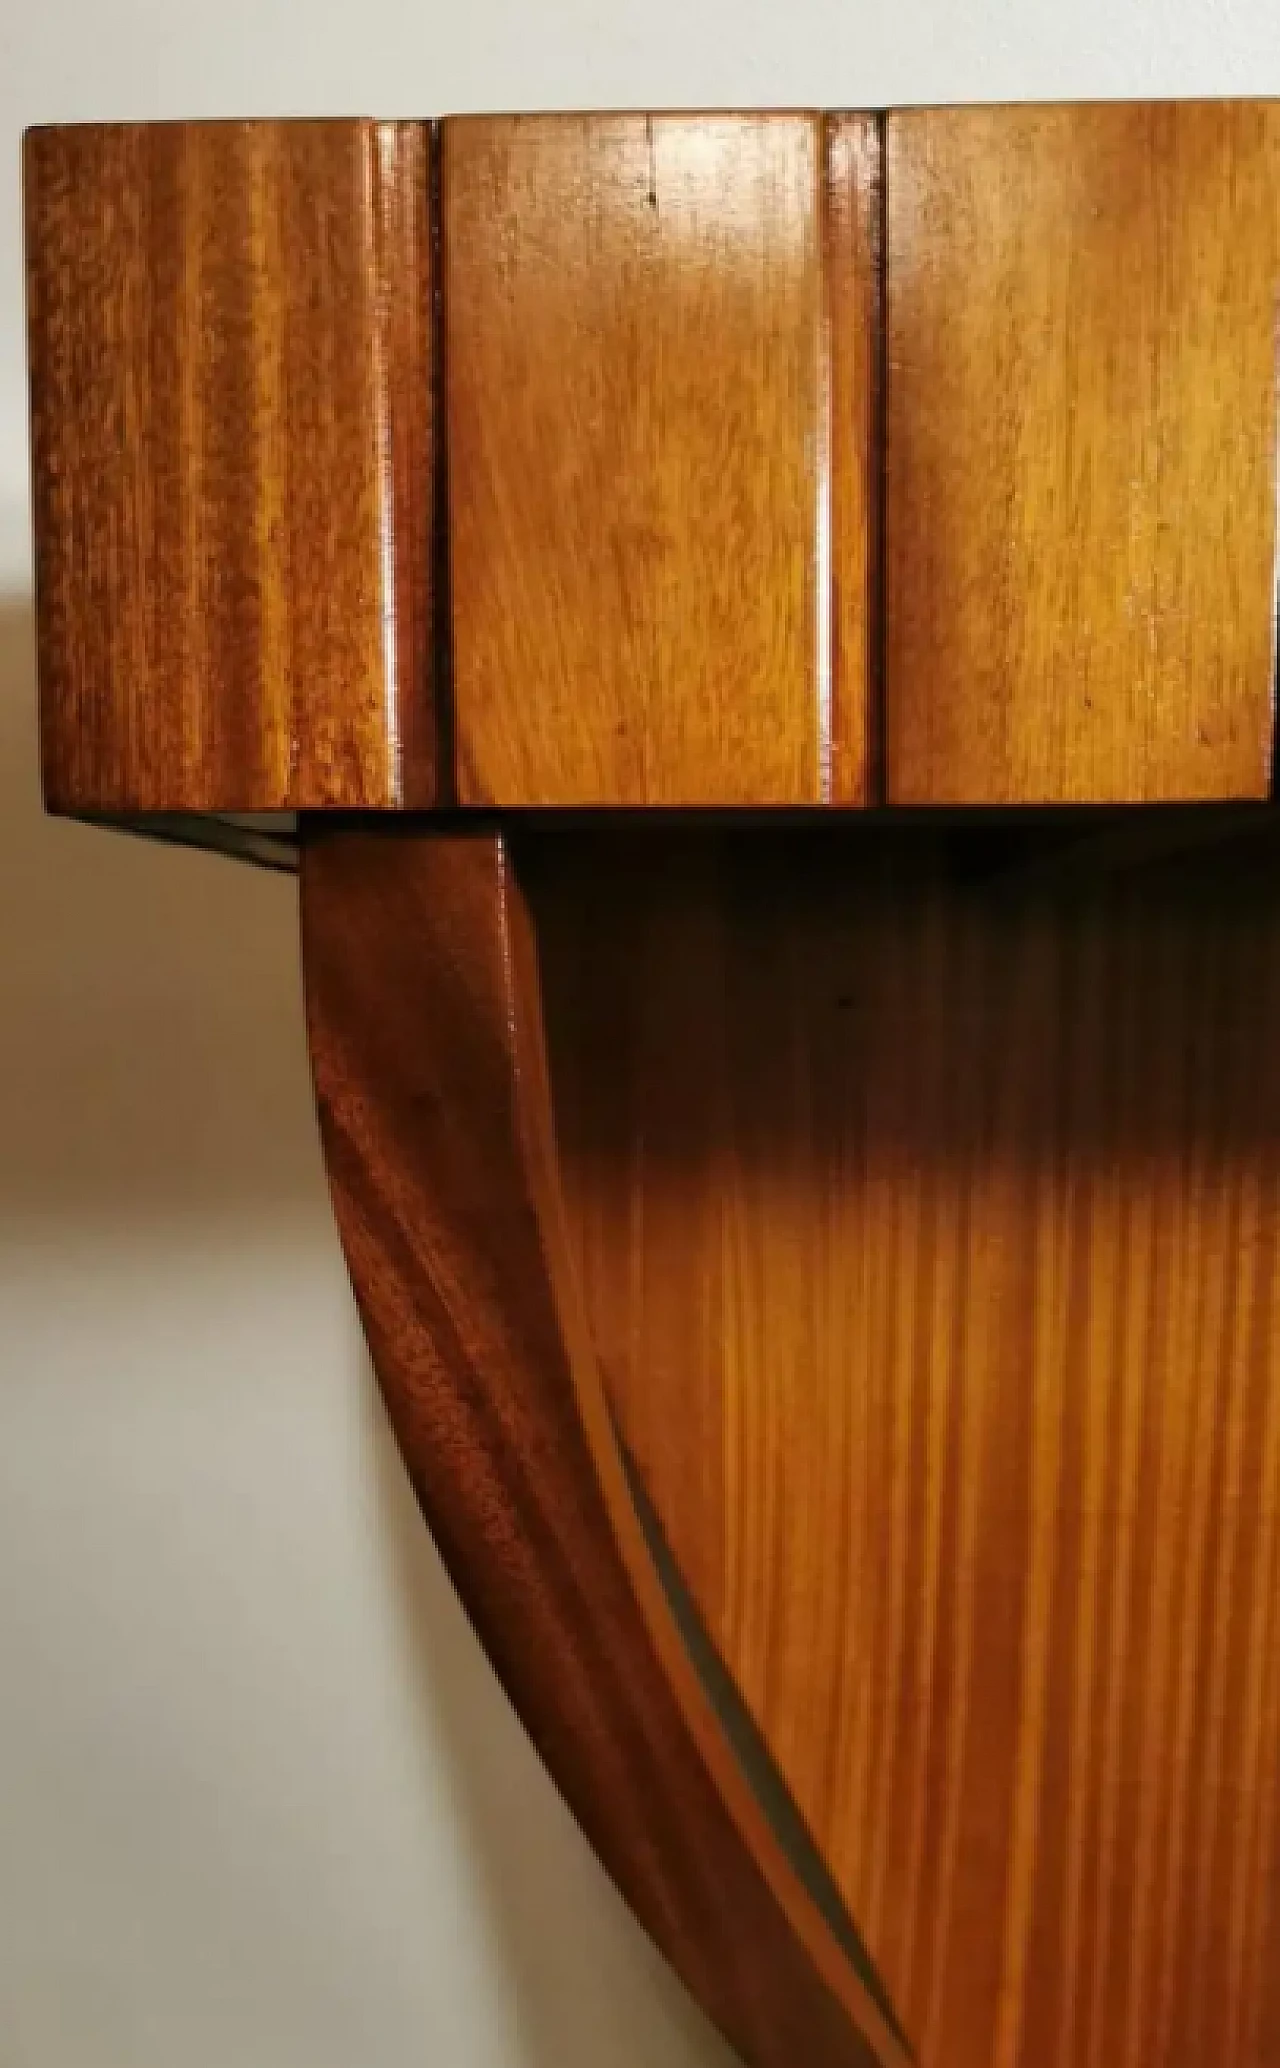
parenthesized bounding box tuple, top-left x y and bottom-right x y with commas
(22, 103, 1280, 2068)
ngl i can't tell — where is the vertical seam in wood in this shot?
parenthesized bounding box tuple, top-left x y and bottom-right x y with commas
(248, 125, 289, 803)
(817, 116, 835, 805)
(869, 112, 888, 808)
(177, 128, 208, 799)
(369, 125, 403, 806)
(429, 121, 458, 806)
(1269, 288, 1280, 799)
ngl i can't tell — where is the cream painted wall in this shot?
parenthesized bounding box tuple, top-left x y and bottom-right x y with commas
(1, 6, 1278, 2063)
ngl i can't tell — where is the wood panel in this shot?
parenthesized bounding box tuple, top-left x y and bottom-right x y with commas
(442, 113, 865, 806)
(530, 819, 1280, 2068)
(885, 102, 1280, 804)
(25, 119, 435, 813)
(299, 827, 909, 2068)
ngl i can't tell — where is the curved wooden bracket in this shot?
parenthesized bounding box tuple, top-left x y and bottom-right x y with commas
(300, 826, 908, 2068)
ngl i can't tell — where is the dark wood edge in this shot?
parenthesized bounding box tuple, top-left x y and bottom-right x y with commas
(299, 823, 910, 2068)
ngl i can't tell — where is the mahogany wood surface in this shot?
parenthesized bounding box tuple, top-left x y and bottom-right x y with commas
(442, 113, 863, 806)
(25, 119, 436, 813)
(300, 826, 909, 2068)
(531, 820, 1280, 2068)
(26, 102, 1280, 812)
(885, 102, 1280, 804)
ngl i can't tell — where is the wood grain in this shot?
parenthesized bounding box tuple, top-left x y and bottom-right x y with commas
(443, 113, 858, 806)
(299, 827, 908, 2068)
(25, 119, 435, 813)
(530, 819, 1280, 2068)
(885, 102, 1280, 804)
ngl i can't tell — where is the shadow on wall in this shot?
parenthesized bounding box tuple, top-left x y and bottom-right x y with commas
(0, 593, 315, 1226)
(0, 583, 731, 2068)
(365, 1364, 738, 2068)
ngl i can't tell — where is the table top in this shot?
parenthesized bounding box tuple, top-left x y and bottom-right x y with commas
(24, 104, 1280, 820)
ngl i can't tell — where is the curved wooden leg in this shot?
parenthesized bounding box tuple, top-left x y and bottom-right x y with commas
(299, 826, 907, 2068)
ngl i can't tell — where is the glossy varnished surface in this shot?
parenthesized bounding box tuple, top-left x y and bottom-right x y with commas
(300, 828, 908, 2068)
(26, 120, 435, 813)
(532, 821, 1280, 2068)
(27, 101, 1280, 813)
(443, 113, 855, 806)
(885, 103, 1280, 804)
